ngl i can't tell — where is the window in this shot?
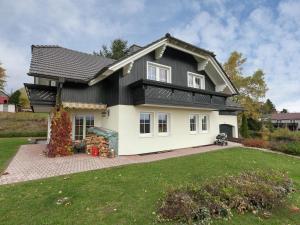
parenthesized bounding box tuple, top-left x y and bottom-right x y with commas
(199, 115, 208, 132)
(147, 62, 171, 83)
(74, 115, 84, 140)
(189, 114, 197, 134)
(187, 72, 205, 89)
(74, 115, 94, 140)
(158, 113, 169, 135)
(85, 115, 94, 135)
(140, 112, 152, 136)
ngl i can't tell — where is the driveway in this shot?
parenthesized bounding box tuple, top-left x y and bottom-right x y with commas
(0, 142, 241, 185)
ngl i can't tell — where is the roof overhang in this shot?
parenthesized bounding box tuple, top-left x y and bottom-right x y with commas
(89, 36, 238, 95)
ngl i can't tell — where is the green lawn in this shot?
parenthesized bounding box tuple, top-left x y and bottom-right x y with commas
(0, 138, 28, 172)
(0, 140, 300, 225)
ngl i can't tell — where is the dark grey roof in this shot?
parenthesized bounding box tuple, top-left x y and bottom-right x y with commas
(29, 45, 115, 82)
(224, 98, 243, 111)
(271, 113, 300, 120)
(0, 90, 9, 97)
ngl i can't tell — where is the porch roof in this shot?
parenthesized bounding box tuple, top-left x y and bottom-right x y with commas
(62, 101, 106, 110)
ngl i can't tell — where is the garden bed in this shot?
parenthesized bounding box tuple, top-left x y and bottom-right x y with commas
(242, 129, 300, 156)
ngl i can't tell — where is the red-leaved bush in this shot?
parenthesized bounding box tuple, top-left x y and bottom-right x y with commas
(48, 107, 72, 157)
(242, 138, 269, 149)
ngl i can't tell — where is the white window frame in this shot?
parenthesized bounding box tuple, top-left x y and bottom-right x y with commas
(147, 61, 172, 83)
(187, 72, 205, 90)
(72, 114, 95, 140)
(199, 114, 209, 133)
(157, 112, 170, 136)
(139, 112, 153, 137)
(189, 114, 198, 134)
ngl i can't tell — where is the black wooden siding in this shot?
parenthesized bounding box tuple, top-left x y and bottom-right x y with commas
(119, 47, 216, 105)
(61, 46, 218, 107)
(61, 72, 119, 106)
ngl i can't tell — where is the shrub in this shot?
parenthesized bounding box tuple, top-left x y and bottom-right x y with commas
(47, 107, 72, 157)
(0, 131, 47, 138)
(242, 138, 269, 149)
(270, 141, 300, 156)
(270, 129, 300, 142)
(157, 171, 293, 224)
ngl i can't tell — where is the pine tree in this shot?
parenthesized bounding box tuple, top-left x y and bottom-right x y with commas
(240, 114, 249, 138)
(94, 39, 129, 60)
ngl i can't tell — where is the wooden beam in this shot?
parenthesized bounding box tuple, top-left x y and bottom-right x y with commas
(197, 60, 209, 71)
(123, 61, 134, 76)
(155, 44, 166, 59)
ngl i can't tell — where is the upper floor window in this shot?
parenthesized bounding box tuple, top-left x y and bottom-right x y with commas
(147, 62, 171, 83)
(187, 72, 205, 90)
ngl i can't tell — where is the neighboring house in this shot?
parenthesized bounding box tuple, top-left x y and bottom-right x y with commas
(0, 90, 15, 113)
(270, 113, 300, 131)
(25, 33, 242, 155)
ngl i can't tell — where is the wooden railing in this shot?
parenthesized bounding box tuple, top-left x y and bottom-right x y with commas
(129, 79, 232, 109)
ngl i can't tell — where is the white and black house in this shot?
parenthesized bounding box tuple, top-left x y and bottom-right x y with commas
(25, 34, 242, 155)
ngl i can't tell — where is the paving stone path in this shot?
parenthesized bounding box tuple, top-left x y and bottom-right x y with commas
(0, 142, 241, 185)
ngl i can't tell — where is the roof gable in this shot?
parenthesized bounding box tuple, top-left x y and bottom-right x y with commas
(89, 34, 238, 95)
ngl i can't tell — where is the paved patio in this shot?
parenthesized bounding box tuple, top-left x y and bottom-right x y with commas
(0, 142, 241, 185)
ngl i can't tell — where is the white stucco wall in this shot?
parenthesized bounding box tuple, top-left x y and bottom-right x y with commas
(57, 105, 238, 155)
(102, 105, 238, 155)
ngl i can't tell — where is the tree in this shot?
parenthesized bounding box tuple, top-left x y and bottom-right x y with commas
(19, 87, 30, 108)
(48, 107, 73, 157)
(240, 113, 249, 138)
(8, 90, 21, 105)
(0, 62, 6, 91)
(94, 39, 129, 60)
(261, 99, 276, 115)
(224, 51, 268, 120)
(281, 108, 288, 113)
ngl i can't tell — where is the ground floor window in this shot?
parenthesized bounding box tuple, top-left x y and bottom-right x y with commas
(140, 112, 152, 136)
(74, 115, 94, 140)
(189, 114, 197, 134)
(189, 114, 209, 134)
(200, 115, 208, 132)
(158, 112, 169, 135)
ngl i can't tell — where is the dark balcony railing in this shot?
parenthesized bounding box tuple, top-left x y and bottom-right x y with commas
(129, 79, 237, 110)
(24, 83, 57, 106)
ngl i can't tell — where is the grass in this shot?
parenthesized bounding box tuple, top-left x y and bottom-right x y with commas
(0, 141, 300, 224)
(0, 138, 28, 172)
(0, 112, 47, 137)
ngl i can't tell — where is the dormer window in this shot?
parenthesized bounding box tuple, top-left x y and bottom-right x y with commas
(147, 61, 171, 83)
(187, 72, 205, 90)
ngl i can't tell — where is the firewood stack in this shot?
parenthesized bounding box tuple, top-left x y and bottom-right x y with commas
(85, 134, 110, 157)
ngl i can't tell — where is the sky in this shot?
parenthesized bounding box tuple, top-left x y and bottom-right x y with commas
(0, 0, 300, 111)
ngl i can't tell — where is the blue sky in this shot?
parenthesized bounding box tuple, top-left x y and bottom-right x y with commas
(0, 0, 300, 111)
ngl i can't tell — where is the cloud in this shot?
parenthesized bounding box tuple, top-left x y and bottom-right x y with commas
(172, 0, 300, 111)
(0, 0, 299, 113)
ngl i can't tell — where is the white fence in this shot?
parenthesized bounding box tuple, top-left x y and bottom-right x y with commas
(0, 104, 16, 113)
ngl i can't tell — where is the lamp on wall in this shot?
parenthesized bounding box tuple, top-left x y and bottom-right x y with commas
(101, 109, 110, 117)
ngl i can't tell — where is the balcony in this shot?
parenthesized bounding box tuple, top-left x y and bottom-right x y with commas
(129, 79, 241, 110)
